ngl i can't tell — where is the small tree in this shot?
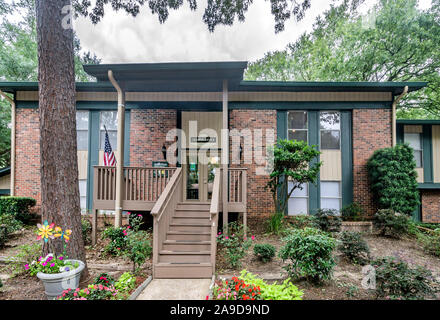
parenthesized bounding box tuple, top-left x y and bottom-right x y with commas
(367, 144, 420, 215)
(267, 139, 321, 214)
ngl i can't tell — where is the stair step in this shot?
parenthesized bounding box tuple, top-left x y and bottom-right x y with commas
(174, 211, 210, 218)
(154, 263, 212, 279)
(159, 251, 211, 263)
(176, 203, 210, 211)
(163, 240, 211, 251)
(169, 224, 211, 233)
(167, 231, 211, 241)
(172, 217, 211, 225)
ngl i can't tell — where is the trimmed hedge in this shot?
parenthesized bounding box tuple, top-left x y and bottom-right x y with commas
(0, 197, 36, 224)
(367, 144, 419, 216)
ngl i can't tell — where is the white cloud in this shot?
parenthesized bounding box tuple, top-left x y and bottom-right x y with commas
(74, 0, 336, 64)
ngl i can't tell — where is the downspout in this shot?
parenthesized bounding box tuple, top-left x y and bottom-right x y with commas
(0, 90, 15, 196)
(108, 70, 125, 227)
(392, 85, 408, 146)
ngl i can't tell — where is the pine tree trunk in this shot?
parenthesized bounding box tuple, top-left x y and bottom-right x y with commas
(36, 0, 88, 278)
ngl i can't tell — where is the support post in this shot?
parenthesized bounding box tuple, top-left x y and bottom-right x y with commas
(0, 91, 15, 195)
(92, 209, 98, 246)
(108, 70, 125, 227)
(222, 80, 229, 233)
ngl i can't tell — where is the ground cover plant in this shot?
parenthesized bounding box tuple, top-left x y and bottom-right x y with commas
(374, 209, 411, 238)
(253, 243, 276, 263)
(338, 231, 370, 265)
(217, 222, 254, 269)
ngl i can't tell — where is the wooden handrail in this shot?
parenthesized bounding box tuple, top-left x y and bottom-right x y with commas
(93, 165, 177, 170)
(151, 168, 182, 221)
(209, 168, 222, 219)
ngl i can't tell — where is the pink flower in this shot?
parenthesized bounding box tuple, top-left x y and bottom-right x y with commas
(251, 235, 255, 241)
(50, 263, 55, 267)
(73, 292, 77, 297)
(25, 264, 29, 270)
(225, 236, 229, 240)
(58, 256, 64, 260)
(42, 262, 47, 266)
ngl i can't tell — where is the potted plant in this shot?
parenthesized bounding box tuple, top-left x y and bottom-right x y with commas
(26, 220, 85, 299)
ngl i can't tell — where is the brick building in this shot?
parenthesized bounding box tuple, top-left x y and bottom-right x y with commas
(0, 61, 437, 277)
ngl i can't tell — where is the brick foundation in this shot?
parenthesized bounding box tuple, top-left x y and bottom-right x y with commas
(352, 108, 392, 217)
(129, 109, 177, 167)
(421, 190, 440, 223)
(15, 108, 41, 209)
(229, 109, 277, 218)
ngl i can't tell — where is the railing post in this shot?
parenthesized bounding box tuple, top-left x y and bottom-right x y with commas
(92, 209, 98, 246)
(242, 169, 247, 237)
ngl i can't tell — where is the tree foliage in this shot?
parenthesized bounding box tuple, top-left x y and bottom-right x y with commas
(267, 139, 321, 213)
(246, 0, 440, 118)
(72, 0, 312, 33)
(367, 144, 420, 216)
(0, 0, 100, 168)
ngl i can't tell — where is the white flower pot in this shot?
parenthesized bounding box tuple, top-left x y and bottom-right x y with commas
(37, 259, 85, 300)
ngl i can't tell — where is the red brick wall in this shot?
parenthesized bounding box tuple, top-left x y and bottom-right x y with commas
(352, 108, 392, 217)
(15, 108, 41, 209)
(229, 110, 276, 217)
(129, 109, 177, 167)
(421, 190, 440, 223)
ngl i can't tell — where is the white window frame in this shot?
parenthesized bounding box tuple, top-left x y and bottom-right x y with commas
(287, 111, 308, 143)
(76, 111, 89, 151)
(404, 132, 423, 168)
(319, 111, 341, 150)
(99, 111, 118, 151)
(320, 181, 342, 212)
(288, 180, 309, 216)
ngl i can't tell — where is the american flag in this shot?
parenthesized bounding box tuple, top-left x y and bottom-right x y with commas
(103, 130, 116, 166)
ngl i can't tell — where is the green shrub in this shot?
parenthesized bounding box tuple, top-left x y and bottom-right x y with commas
(239, 270, 303, 300)
(267, 212, 285, 235)
(279, 227, 336, 283)
(253, 243, 276, 262)
(312, 209, 342, 233)
(367, 144, 419, 215)
(0, 214, 23, 234)
(338, 231, 370, 264)
(94, 272, 116, 286)
(372, 257, 438, 300)
(217, 222, 253, 269)
(3, 243, 41, 276)
(0, 225, 7, 248)
(374, 209, 411, 238)
(0, 197, 36, 224)
(418, 228, 440, 257)
(341, 203, 364, 221)
(124, 230, 152, 272)
(81, 218, 92, 245)
(115, 272, 137, 299)
(285, 215, 315, 229)
(102, 226, 128, 256)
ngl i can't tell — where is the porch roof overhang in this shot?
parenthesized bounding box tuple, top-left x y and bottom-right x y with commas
(0, 61, 427, 95)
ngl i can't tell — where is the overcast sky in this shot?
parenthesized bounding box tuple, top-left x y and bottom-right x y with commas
(73, 0, 432, 64)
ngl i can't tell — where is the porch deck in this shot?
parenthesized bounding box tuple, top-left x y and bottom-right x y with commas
(92, 166, 247, 213)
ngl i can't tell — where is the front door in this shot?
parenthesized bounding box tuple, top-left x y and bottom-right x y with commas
(181, 112, 222, 202)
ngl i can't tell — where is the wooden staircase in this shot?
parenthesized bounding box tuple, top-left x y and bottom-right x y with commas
(155, 202, 214, 278)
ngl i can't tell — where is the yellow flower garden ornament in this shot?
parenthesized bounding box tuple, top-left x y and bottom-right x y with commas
(37, 221, 55, 243)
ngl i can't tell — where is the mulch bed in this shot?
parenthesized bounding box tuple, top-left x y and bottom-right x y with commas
(216, 217, 440, 300)
(0, 226, 152, 300)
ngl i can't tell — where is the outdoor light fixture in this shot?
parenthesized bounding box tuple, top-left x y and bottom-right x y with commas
(239, 143, 243, 161)
(162, 144, 167, 160)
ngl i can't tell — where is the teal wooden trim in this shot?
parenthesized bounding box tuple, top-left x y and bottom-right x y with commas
(341, 111, 353, 208)
(229, 102, 392, 110)
(276, 111, 287, 140)
(412, 204, 421, 222)
(0, 189, 10, 195)
(124, 110, 131, 166)
(417, 183, 440, 189)
(396, 123, 404, 144)
(86, 111, 100, 210)
(423, 125, 433, 183)
(276, 111, 287, 214)
(397, 120, 440, 125)
(308, 111, 320, 215)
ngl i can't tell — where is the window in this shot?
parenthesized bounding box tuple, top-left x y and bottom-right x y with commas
(404, 132, 423, 168)
(320, 112, 340, 150)
(288, 111, 308, 143)
(100, 111, 118, 150)
(288, 182, 308, 215)
(321, 181, 342, 212)
(76, 111, 89, 151)
(79, 179, 87, 210)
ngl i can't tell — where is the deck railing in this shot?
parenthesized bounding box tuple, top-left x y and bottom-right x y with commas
(93, 166, 177, 210)
(228, 168, 247, 213)
(209, 168, 222, 273)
